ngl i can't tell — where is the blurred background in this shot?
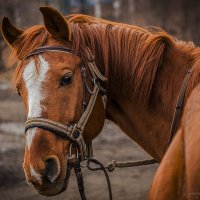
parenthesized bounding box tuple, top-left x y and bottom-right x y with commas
(0, 0, 200, 200)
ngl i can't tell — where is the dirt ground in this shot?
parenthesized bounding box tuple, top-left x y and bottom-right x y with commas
(0, 81, 158, 200)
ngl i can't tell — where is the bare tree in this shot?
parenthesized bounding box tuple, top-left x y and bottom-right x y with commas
(80, 0, 88, 14)
(94, 0, 102, 18)
(113, 0, 121, 20)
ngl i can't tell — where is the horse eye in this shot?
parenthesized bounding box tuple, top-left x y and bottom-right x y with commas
(60, 74, 73, 86)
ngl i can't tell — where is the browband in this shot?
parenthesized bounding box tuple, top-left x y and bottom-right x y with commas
(22, 46, 79, 60)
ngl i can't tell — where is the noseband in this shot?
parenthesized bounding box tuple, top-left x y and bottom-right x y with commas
(23, 46, 112, 200)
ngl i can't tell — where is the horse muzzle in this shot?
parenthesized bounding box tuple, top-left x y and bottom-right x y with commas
(24, 158, 72, 196)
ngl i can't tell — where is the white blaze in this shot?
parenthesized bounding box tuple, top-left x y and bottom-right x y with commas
(23, 55, 49, 150)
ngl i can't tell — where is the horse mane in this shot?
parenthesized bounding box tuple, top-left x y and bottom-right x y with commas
(10, 14, 200, 106)
(68, 15, 175, 104)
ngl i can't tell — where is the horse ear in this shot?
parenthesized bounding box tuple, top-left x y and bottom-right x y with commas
(39, 6, 71, 41)
(1, 17, 23, 47)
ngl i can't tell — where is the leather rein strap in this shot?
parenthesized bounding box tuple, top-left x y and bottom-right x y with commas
(167, 67, 193, 146)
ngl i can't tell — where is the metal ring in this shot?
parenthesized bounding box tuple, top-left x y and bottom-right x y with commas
(69, 143, 79, 159)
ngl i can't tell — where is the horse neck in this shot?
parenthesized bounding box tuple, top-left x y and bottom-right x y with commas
(95, 37, 199, 161)
(73, 22, 200, 161)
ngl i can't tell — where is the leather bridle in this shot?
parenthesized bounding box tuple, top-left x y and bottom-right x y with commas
(22, 46, 112, 200)
(24, 46, 106, 162)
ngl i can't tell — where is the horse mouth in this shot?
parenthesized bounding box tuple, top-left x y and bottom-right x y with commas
(34, 163, 72, 196)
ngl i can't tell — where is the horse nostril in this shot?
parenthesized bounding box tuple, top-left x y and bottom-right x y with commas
(44, 156, 60, 183)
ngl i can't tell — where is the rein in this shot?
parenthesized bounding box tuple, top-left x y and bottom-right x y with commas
(167, 68, 193, 145)
(22, 45, 193, 200)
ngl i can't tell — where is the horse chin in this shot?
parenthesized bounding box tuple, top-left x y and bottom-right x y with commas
(35, 166, 71, 196)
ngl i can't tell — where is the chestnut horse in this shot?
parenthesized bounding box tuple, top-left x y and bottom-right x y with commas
(2, 6, 200, 199)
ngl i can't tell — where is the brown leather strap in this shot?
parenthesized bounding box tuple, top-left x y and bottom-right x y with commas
(76, 84, 100, 131)
(22, 46, 78, 60)
(87, 158, 113, 200)
(25, 118, 75, 142)
(167, 68, 193, 145)
(84, 47, 107, 81)
(105, 159, 157, 172)
(25, 117, 88, 160)
(74, 159, 87, 200)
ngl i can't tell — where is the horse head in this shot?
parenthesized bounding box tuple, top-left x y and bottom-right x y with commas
(1, 6, 106, 196)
